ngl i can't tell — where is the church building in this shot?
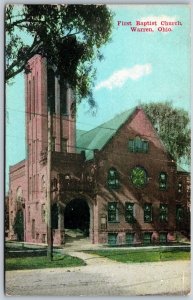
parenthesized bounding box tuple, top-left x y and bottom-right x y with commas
(8, 54, 190, 246)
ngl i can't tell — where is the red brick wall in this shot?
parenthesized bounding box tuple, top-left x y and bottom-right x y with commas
(93, 108, 177, 244)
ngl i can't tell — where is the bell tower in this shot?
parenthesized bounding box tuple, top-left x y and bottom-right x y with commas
(25, 53, 76, 203)
(25, 54, 76, 158)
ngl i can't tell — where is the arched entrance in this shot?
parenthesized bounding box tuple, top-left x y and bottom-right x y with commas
(64, 198, 90, 237)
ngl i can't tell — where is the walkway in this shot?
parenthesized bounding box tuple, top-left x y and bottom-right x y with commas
(6, 250, 191, 296)
(5, 239, 191, 296)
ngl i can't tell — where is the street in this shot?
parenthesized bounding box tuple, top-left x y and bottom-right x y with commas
(5, 251, 191, 296)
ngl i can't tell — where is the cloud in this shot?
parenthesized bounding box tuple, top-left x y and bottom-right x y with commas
(95, 64, 152, 91)
(138, 15, 178, 32)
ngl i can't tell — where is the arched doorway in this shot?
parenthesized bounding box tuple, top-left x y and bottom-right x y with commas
(64, 198, 90, 237)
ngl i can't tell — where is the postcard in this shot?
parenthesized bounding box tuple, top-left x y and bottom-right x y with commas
(5, 3, 191, 296)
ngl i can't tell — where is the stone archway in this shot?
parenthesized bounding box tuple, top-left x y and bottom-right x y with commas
(64, 198, 90, 238)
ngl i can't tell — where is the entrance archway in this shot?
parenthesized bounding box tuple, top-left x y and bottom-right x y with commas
(64, 198, 90, 237)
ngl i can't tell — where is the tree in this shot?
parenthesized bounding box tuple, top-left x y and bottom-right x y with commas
(13, 210, 24, 241)
(143, 102, 190, 164)
(5, 4, 113, 105)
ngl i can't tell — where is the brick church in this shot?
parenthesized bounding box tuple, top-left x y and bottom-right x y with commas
(8, 54, 190, 246)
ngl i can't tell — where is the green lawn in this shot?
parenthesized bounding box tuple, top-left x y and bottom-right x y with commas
(85, 249, 190, 263)
(5, 254, 86, 271)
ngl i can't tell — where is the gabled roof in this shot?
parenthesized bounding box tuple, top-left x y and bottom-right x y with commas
(76, 107, 136, 160)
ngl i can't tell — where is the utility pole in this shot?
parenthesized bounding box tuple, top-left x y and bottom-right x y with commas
(47, 106, 53, 260)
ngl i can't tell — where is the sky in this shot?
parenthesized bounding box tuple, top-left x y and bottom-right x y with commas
(6, 4, 191, 191)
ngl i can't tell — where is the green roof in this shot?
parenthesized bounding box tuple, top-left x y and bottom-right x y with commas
(177, 164, 190, 173)
(76, 108, 136, 160)
(76, 129, 87, 137)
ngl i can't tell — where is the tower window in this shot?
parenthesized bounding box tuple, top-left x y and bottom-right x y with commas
(29, 177, 32, 194)
(36, 72, 38, 113)
(32, 76, 35, 116)
(61, 138, 67, 153)
(51, 137, 55, 152)
(107, 168, 119, 189)
(60, 79, 67, 115)
(28, 80, 31, 120)
(47, 68, 55, 114)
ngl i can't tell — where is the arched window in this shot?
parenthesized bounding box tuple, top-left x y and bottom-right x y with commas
(16, 186, 23, 202)
(16, 187, 23, 210)
(159, 172, 167, 190)
(107, 168, 120, 189)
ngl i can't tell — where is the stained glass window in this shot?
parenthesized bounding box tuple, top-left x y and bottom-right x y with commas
(125, 202, 135, 223)
(108, 168, 119, 189)
(128, 136, 149, 153)
(144, 203, 152, 223)
(159, 172, 167, 190)
(108, 202, 118, 222)
(160, 204, 168, 222)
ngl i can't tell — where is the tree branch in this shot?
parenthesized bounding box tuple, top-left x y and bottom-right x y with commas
(6, 35, 40, 81)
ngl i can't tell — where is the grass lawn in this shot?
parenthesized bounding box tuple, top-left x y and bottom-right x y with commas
(5, 254, 86, 271)
(85, 249, 190, 264)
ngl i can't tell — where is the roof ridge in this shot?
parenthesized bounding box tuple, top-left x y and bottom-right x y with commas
(82, 106, 137, 134)
(76, 106, 138, 160)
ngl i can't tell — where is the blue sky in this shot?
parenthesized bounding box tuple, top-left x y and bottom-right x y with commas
(6, 4, 191, 190)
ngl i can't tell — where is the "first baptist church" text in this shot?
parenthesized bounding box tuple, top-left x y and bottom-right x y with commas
(117, 20, 182, 32)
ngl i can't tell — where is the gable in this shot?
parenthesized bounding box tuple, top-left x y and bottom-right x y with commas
(76, 107, 169, 160)
(126, 108, 167, 152)
(76, 108, 136, 160)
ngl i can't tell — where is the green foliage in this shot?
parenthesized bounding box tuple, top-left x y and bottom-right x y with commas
(5, 4, 113, 106)
(5, 254, 86, 270)
(13, 210, 24, 241)
(86, 249, 190, 263)
(142, 102, 190, 163)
